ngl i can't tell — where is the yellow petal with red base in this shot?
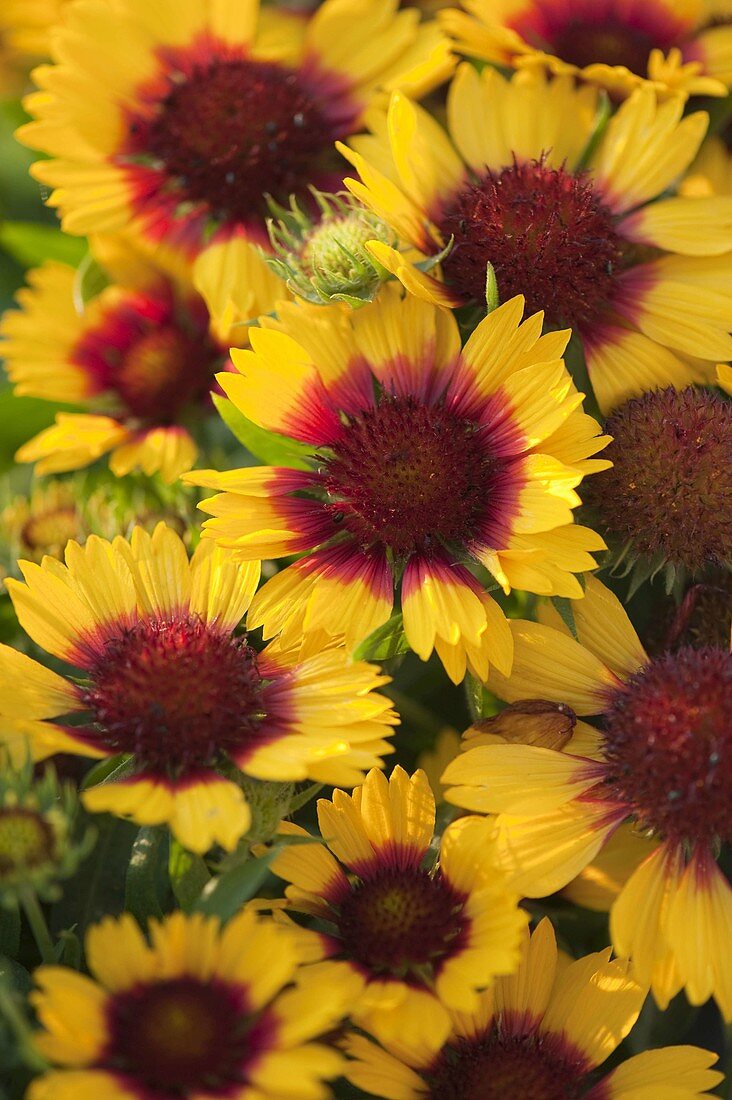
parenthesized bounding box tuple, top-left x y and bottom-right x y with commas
(584, 326, 704, 415)
(443, 744, 599, 815)
(0, 643, 79, 719)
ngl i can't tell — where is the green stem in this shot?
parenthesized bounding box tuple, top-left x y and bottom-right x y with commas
(20, 889, 56, 965)
(0, 982, 48, 1072)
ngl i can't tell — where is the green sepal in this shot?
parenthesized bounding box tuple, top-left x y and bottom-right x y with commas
(211, 394, 313, 470)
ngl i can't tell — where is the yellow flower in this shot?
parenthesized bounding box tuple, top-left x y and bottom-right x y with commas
(1, 245, 228, 483)
(440, 0, 732, 99)
(680, 134, 732, 197)
(344, 918, 723, 1099)
(442, 574, 732, 1019)
(340, 69, 732, 413)
(187, 286, 608, 683)
(0, 523, 397, 854)
(268, 766, 527, 1048)
(17, 0, 453, 328)
(27, 908, 361, 1100)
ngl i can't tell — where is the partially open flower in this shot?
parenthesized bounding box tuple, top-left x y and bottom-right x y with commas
(0, 758, 93, 905)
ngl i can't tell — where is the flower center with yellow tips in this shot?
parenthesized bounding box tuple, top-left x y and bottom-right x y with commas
(0, 808, 55, 879)
(80, 614, 269, 776)
(105, 976, 274, 1092)
(336, 866, 466, 973)
(21, 506, 81, 555)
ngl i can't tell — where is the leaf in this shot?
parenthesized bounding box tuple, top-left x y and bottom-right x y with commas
(194, 851, 277, 921)
(0, 909, 19, 958)
(81, 754, 135, 790)
(354, 613, 410, 661)
(551, 596, 579, 640)
(0, 222, 87, 269)
(212, 394, 313, 470)
(49, 814, 138, 938)
(72, 252, 109, 312)
(169, 841, 211, 911)
(54, 929, 81, 969)
(125, 826, 170, 924)
(0, 957, 30, 996)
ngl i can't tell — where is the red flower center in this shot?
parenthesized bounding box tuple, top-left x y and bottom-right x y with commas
(81, 615, 268, 775)
(585, 387, 732, 574)
(105, 976, 273, 1093)
(601, 646, 732, 846)
(336, 866, 466, 973)
(74, 289, 221, 424)
(138, 57, 347, 227)
(511, 3, 689, 76)
(324, 395, 519, 558)
(424, 1031, 591, 1099)
(438, 159, 623, 329)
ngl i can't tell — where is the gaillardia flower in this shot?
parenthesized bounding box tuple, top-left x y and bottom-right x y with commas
(1, 256, 226, 482)
(27, 909, 361, 1100)
(268, 766, 527, 1047)
(341, 69, 732, 413)
(189, 288, 608, 683)
(0, 524, 397, 853)
(440, 0, 732, 98)
(584, 385, 732, 587)
(442, 575, 732, 1019)
(17, 0, 452, 325)
(344, 918, 723, 1099)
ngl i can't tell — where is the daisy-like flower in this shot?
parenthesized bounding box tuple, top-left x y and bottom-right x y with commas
(17, 0, 452, 326)
(268, 766, 527, 1047)
(584, 385, 732, 588)
(1, 252, 228, 483)
(27, 908, 362, 1100)
(188, 288, 608, 684)
(440, 0, 732, 99)
(344, 918, 723, 1100)
(341, 69, 732, 413)
(442, 574, 732, 1019)
(0, 523, 397, 854)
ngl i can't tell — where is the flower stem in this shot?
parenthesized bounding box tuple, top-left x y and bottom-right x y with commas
(20, 889, 56, 965)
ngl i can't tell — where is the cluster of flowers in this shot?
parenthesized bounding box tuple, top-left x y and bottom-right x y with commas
(0, 0, 730, 1096)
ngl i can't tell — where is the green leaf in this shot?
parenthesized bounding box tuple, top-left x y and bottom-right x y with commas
(72, 252, 109, 312)
(169, 841, 211, 911)
(484, 262, 499, 313)
(0, 909, 19, 958)
(354, 613, 410, 661)
(50, 814, 138, 938)
(551, 596, 579, 640)
(194, 851, 276, 921)
(0, 957, 30, 997)
(54, 929, 81, 969)
(212, 394, 313, 470)
(125, 826, 170, 924)
(0, 222, 87, 269)
(81, 754, 135, 790)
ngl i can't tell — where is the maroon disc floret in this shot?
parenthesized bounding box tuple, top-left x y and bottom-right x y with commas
(323, 394, 518, 558)
(438, 158, 623, 328)
(601, 646, 732, 847)
(105, 976, 273, 1094)
(81, 614, 267, 774)
(336, 865, 466, 973)
(586, 387, 732, 574)
(139, 58, 344, 225)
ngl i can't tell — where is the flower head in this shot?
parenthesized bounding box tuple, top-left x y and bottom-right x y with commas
(188, 287, 608, 683)
(345, 918, 722, 1099)
(27, 908, 361, 1100)
(442, 575, 732, 1018)
(18, 0, 453, 326)
(0, 523, 397, 853)
(1, 253, 227, 483)
(266, 191, 400, 306)
(0, 758, 93, 905)
(268, 766, 527, 1047)
(585, 385, 732, 587)
(341, 69, 732, 412)
(440, 0, 732, 99)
